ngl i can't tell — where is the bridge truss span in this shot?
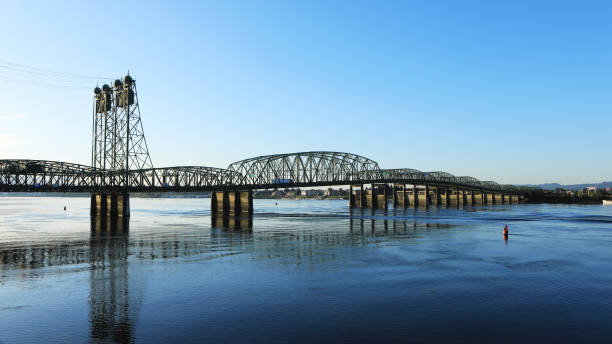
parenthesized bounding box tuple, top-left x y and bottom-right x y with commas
(0, 159, 95, 191)
(227, 151, 380, 188)
(121, 166, 244, 191)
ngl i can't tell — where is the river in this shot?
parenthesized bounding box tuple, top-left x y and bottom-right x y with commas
(1, 196, 611, 343)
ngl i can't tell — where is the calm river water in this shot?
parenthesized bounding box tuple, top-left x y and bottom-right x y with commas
(1, 196, 612, 343)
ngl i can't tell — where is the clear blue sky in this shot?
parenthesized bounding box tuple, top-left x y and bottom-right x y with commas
(1, 0, 610, 184)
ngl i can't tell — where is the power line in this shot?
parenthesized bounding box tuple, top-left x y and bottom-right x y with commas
(0, 75, 92, 90)
(0, 59, 113, 80)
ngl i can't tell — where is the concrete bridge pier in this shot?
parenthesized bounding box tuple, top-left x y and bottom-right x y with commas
(366, 184, 388, 209)
(417, 186, 429, 207)
(211, 190, 253, 229)
(211, 190, 253, 215)
(392, 184, 408, 208)
(409, 186, 418, 207)
(430, 186, 439, 207)
(494, 193, 503, 204)
(449, 189, 456, 207)
(464, 191, 473, 205)
(473, 192, 483, 205)
(457, 190, 465, 206)
(90, 193, 130, 218)
(439, 188, 449, 207)
(349, 185, 367, 208)
(90, 193, 130, 232)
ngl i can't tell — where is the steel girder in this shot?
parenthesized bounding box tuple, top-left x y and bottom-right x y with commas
(121, 166, 243, 191)
(1, 155, 521, 194)
(378, 168, 425, 181)
(0, 160, 241, 192)
(457, 176, 482, 188)
(424, 171, 456, 184)
(480, 181, 500, 191)
(0, 159, 94, 191)
(227, 151, 380, 188)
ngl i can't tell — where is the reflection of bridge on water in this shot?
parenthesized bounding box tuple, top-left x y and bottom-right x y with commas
(0, 211, 456, 342)
(0, 213, 452, 269)
(0, 74, 530, 227)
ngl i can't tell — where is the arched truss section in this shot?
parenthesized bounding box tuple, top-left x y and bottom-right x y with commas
(227, 151, 380, 187)
(499, 184, 522, 193)
(424, 171, 456, 184)
(481, 181, 500, 191)
(457, 176, 481, 188)
(0, 159, 95, 190)
(123, 166, 244, 190)
(379, 168, 425, 181)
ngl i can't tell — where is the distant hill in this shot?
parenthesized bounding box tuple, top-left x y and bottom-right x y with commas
(523, 181, 612, 190)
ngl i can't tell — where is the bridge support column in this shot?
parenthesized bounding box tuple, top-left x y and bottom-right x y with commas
(439, 188, 447, 207)
(392, 184, 407, 208)
(90, 193, 130, 232)
(474, 192, 483, 205)
(91, 193, 130, 218)
(212, 190, 252, 214)
(366, 184, 388, 209)
(430, 186, 438, 207)
(494, 193, 503, 204)
(211, 190, 253, 229)
(350, 185, 366, 208)
(464, 191, 473, 206)
(418, 185, 430, 207)
(448, 189, 458, 207)
(408, 185, 417, 207)
(392, 184, 398, 208)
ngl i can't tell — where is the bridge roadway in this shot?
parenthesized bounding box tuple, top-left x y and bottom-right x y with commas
(0, 151, 524, 224)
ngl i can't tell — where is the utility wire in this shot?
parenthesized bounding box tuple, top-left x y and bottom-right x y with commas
(0, 59, 115, 90)
(0, 75, 92, 90)
(0, 59, 113, 80)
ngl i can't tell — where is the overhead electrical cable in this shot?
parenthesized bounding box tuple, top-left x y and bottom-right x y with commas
(0, 59, 113, 80)
(0, 59, 114, 90)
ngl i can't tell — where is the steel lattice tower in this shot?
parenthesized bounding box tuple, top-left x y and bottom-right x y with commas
(92, 75, 153, 186)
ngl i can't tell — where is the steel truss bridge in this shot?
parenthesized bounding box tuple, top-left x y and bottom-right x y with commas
(0, 74, 527, 206)
(0, 152, 524, 194)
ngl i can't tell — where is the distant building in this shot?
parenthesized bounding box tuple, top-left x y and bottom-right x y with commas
(304, 189, 324, 197)
(324, 188, 349, 197)
(272, 190, 285, 197)
(285, 190, 297, 197)
(324, 188, 336, 196)
(584, 186, 597, 195)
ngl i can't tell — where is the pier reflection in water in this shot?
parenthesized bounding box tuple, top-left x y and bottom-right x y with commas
(1, 210, 444, 343)
(4, 199, 611, 343)
(89, 218, 134, 343)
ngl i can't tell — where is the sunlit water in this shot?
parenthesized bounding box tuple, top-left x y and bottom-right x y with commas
(1, 196, 612, 343)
